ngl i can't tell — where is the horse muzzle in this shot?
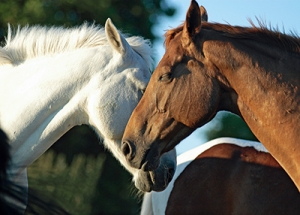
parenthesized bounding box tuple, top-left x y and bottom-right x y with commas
(133, 149, 177, 192)
(122, 139, 161, 171)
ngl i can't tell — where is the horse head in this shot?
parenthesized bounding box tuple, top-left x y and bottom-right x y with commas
(121, 1, 221, 173)
(87, 19, 176, 192)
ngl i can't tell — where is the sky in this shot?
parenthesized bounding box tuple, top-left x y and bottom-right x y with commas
(152, 0, 300, 154)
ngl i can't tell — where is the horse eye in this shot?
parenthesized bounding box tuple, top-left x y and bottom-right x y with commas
(159, 73, 172, 82)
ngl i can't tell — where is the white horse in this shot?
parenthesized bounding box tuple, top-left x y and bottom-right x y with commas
(0, 18, 176, 203)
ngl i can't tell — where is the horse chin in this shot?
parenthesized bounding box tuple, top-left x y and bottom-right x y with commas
(134, 149, 176, 192)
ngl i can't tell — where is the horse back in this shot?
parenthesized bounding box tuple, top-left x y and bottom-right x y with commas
(166, 143, 300, 215)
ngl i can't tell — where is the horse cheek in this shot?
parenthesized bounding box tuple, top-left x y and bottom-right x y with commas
(191, 78, 220, 128)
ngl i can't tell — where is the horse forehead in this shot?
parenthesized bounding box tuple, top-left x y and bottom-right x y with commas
(123, 50, 151, 73)
(103, 53, 150, 82)
(160, 46, 184, 69)
(122, 65, 151, 89)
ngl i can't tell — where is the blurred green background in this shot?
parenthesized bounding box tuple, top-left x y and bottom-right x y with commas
(0, 1, 256, 214)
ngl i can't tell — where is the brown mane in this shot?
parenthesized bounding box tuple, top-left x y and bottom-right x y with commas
(165, 21, 300, 53)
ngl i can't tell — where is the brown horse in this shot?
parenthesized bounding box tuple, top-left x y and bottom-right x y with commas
(141, 138, 300, 215)
(122, 0, 300, 191)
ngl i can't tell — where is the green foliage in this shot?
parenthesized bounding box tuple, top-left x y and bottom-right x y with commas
(0, 0, 175, 41)
(28, 151, 106, 214)
(27, 126, 142, 215)
(91, 152, 141, 215)
(203, 111, 258, 141)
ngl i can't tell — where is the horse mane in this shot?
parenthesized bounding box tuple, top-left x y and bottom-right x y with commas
(0, 23, 154, 70)
(165, 20, 300, 53)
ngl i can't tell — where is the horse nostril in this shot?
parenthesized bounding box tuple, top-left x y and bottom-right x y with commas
(121, 140, 136, 161)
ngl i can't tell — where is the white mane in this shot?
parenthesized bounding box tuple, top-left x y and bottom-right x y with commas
(0, 23, 154, 70)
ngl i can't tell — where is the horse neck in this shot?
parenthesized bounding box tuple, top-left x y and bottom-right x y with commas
(1, 47, 110, 170)
(203, 36, 300, 190)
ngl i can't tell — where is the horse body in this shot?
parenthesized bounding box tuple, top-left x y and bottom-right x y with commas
(142, 138, 300, 215)
(0, 19, 176, 194)
(122, 0, 300, 190)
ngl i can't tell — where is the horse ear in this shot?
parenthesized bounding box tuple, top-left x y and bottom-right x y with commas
(182, 0, 202, 47)
(200, 6, 208, 22)
(105, 18, 132, 55)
